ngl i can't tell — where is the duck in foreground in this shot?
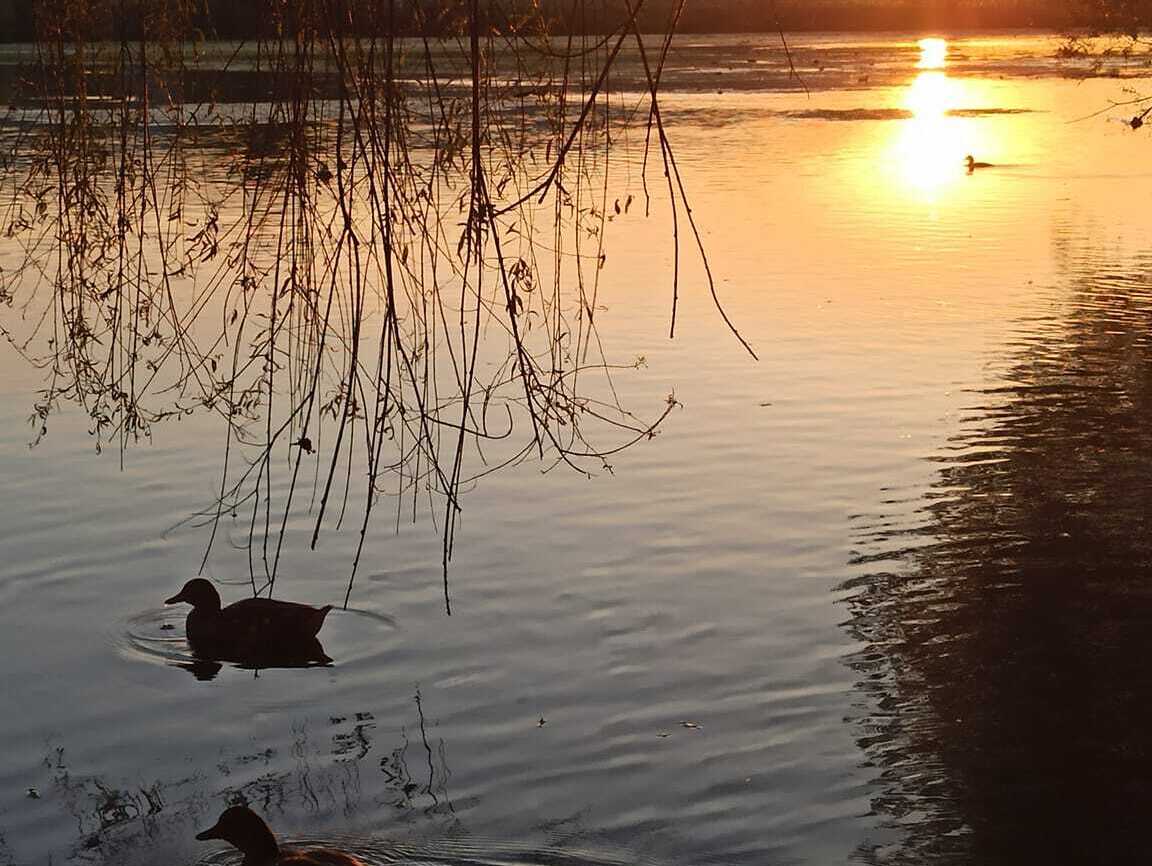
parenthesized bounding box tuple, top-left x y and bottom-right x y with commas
(196, 805, 364, 866)
(165, 578, 333, 650)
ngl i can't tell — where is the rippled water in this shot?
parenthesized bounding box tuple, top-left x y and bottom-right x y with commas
(3, 32, 1152, 866)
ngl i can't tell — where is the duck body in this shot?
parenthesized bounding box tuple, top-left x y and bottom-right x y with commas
(166, 579, 332, 660)
(251, 848, 365, 866)
(183, 595, 331, 644)
(196, 806, 365, 866)
(965, 154, 994, 172)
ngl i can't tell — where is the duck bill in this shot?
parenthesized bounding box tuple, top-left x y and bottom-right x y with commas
(165, 590, 187, 605)
(195, 822, 223, 841)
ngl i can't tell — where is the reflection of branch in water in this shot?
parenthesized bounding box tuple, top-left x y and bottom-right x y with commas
(0, 0, 746, 610)
(24, 693, 455, 864)
(332, 711, 377, 762)
(42, 748, 182, 863)
(379, 690, 454, 815)
(843, 252, 1152, 864)
(416, 688, 454, 814)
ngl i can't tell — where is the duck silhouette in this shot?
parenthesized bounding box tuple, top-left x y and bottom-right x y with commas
(196, 805, 364, 865)
(965, 154, 994, 172)
(165, 578, 333, 664)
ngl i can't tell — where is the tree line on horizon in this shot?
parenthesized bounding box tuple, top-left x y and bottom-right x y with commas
(0, 0, 1146, 43)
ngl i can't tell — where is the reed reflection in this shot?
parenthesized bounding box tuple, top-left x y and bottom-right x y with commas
(845, 249, 1152, 862)
(16, 693, 453, 865)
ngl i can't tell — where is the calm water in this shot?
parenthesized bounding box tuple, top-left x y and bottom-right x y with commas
(3, 32, 1152, 866)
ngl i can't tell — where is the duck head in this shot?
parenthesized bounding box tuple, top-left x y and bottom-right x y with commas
(196, 805, 280, 861)
(965, 154, 975, 169)
(165, 578, 222, 612)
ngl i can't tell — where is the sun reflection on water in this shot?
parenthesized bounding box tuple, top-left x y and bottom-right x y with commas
(889, 39, 998, 200)
(917, 37, 948, 70)
(897, 71, 967, 193)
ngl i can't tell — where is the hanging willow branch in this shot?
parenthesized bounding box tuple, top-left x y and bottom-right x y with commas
(0, 0, 755, 611)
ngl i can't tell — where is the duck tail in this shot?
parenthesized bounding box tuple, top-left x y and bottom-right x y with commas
(309, 604, 334, 636)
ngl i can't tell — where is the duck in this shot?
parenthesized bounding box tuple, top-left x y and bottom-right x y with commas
(196, 805, 365, 866)
(965, 154, 994, 172)
(165, 578, 333, 650)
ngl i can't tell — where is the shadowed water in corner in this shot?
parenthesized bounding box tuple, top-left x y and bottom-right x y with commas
(843, 243, 1152, 863)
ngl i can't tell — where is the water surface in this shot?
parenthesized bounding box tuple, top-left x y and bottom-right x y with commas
(2, 32, 1152, 866)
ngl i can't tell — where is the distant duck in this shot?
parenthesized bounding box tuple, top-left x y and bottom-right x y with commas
(965, 154, 994, 172)
(165, 578, 333, 649)
(196, 805, 365, 866)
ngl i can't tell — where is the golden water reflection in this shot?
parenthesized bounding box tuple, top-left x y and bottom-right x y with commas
(890, 39, 1000, 199)
(917, 37, 948, 70)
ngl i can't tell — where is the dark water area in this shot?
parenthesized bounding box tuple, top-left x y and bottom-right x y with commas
(846, 253, 1152, 863)
(3, 31, 1152, 866)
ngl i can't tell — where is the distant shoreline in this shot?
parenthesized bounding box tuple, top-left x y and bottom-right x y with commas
(0, 27, 1101, 47)
(0, 0, 1111, 44)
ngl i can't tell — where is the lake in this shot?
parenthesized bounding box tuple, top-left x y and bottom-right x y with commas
(2, 30, 1152, 866)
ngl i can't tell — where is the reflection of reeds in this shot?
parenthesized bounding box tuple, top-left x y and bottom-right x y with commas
(27, 693, 453, 863)
(380, 689, 454, 814)
(0, 0, 752, 607)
